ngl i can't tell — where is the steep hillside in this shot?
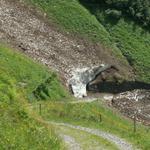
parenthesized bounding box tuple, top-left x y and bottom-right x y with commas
(0, 0, 150, 149)
(0, 0, 133, 83)
(0, 44, 67, 149)
(0, 45, 149, 150)
(25, 0, 150, 83)
(79, 1, 150, 83)
(0, 44, 69, 101)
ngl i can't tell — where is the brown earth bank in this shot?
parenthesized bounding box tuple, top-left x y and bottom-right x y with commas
(0, 0, 133, 84)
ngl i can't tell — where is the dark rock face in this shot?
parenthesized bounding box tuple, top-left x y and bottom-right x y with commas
(112, 90, 150, 125)
(87, 80, 150, 93)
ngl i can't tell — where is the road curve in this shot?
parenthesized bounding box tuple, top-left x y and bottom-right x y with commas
(50, 122, 135, 150)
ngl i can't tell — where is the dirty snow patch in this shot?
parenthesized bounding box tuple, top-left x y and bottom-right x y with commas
(69, 65, 106, 98)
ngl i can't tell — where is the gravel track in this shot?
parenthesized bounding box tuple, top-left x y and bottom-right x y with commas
(59, 134, 82, 150)
(51, 122, 135, 150)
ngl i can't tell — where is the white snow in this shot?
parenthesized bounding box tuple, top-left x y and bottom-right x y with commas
(69, 65, 105, 98)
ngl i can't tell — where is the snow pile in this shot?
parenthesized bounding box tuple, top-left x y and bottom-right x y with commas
(69, 65, 105, 98)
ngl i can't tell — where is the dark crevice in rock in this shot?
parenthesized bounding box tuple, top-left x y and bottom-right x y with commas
(87, 81, 150, 94)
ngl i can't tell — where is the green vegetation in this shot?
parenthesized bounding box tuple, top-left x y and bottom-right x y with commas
(0, 100, 62, 149)
(80, 1, 150, 82)
(27, 0, 110, 43)
(33, 74, 69, 101)
(0, 44, 69, 102)
(106, 19, 150, 82)
(1, 0, 150, 149)
(81, 0, 150, 27)
(0, 44, 67, 149)
(32, 101, 150, 150)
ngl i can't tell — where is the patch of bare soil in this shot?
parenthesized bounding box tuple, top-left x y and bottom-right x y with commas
(112, 90, 150, 125)
(0, 0, 132, 83)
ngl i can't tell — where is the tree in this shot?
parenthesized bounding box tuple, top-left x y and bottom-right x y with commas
(82, 0, 150, 27)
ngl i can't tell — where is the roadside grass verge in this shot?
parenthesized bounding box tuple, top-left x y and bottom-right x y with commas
(32, 100, 150, 150)
(0, 99, 63, 150)
(0, 79, 62, 149)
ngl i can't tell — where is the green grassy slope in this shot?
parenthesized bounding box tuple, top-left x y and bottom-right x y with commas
(0, 44, 69, 102)
(109, 19, 150, 83)
(92, 9, 150, 83)
(27, 0, 110, 43)
(73, 1, 150, 83)
(0, 44, 67, 149)
(0, 101, 62, 149)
